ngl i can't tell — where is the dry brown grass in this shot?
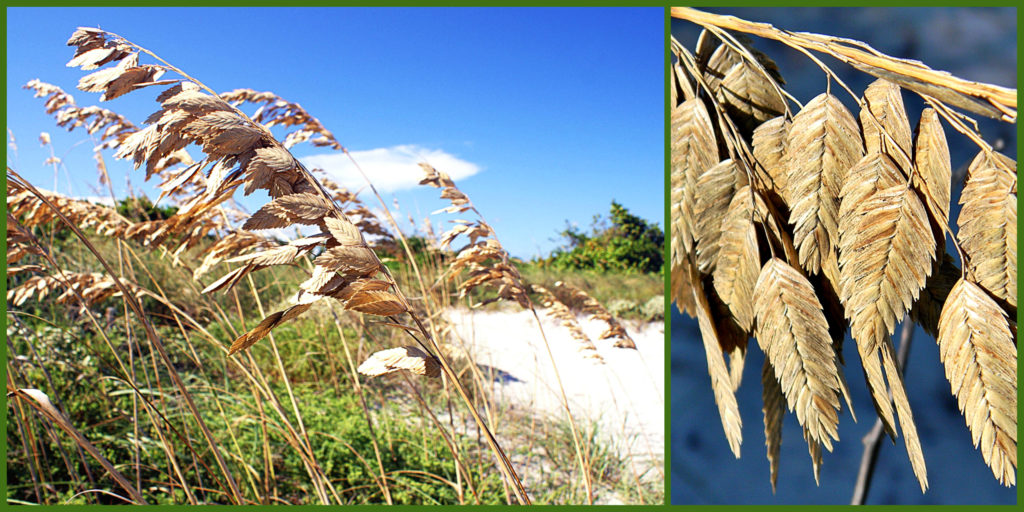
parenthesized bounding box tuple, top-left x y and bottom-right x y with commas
(753, 258, 843, 453)
(958, 150, 1017, 309)
(8, 24, 658, 505)
(529, 283, 604, 362)
(937, 279, 1017, 485)
(553, 281, 638, 350)
(417, 162, 623, 504)
(50, 26, 530, 504)
(671, 7, 1017, 492)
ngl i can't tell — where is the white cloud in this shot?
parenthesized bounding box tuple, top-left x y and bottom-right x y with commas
(259, 223, 321, 243)
(300, 145, 480, 193)
(77, 195, 116, 206)
(31, 188, 114, 206)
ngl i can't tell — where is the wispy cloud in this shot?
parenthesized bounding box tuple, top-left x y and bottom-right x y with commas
(32, 188, 115, 207)
(300, 145, 480, 193)
(77, 195, 116, 206)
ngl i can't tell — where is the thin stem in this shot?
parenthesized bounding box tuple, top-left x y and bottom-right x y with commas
(670, 7, 1016, 121)
(340, 146, 530, 503)
(527, 306, 595, 504)
(406, 312, 531, 504)
(330, 313, 396, 504)
(8, 169, 244, 504)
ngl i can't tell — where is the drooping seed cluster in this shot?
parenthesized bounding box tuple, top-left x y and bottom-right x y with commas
(671, 26, 1016, 489)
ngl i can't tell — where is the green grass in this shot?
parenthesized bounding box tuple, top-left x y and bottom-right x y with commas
(7, 315, 504, 505)
(7, 220, 662, 505)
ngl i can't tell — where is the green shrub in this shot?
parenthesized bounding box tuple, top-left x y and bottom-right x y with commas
(115, 196, 178, 222)
(542, 202, 663, 273)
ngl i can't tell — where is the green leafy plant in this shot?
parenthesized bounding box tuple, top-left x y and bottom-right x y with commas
(545, 201, 664, 273)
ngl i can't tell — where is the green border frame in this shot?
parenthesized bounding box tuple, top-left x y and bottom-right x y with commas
(4, 2, 1022, 507)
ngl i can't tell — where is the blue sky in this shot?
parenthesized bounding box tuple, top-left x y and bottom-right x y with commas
(6, 7, 664, 259)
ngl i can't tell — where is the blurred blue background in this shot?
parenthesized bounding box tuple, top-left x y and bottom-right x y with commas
(671, 7, 1017, 505)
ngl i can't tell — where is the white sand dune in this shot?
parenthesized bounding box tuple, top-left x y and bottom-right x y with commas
(446, 307, 665, 482)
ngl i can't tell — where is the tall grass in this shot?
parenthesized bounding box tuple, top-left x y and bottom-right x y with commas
(6, 27, 663, 505)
